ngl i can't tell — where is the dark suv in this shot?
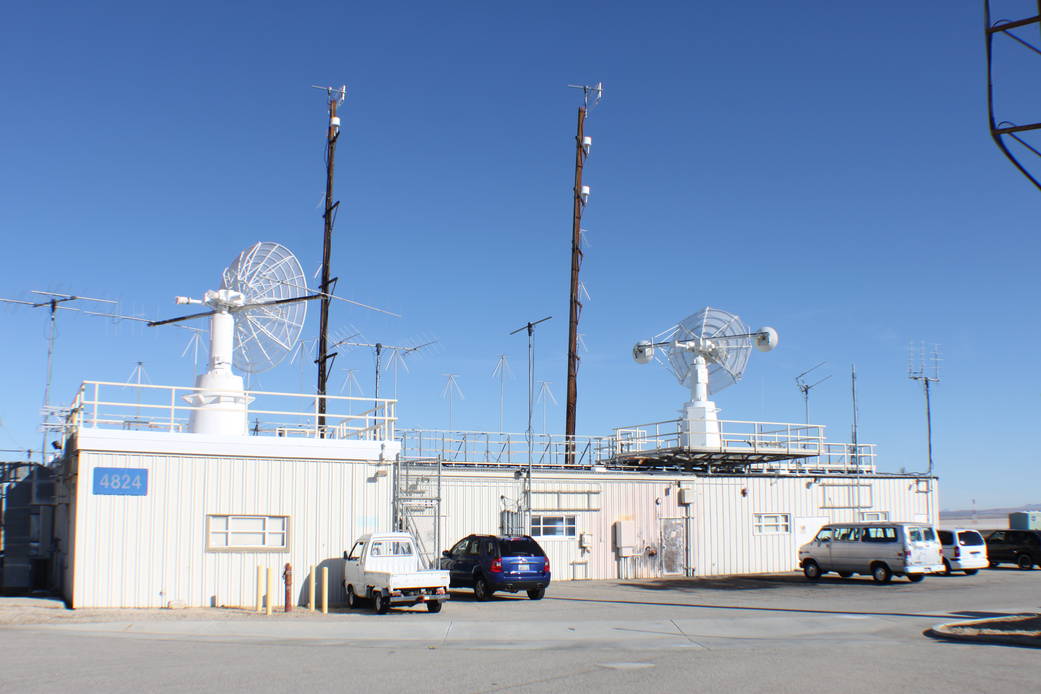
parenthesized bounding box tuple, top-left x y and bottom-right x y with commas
(441, 535, 551, 600)
(984, 529, 1041, 569)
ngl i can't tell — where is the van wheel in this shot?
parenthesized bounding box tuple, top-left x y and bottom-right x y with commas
(907, 573, 925, 583)
(474, 577, 492, 601)
(1016, 554, 1034, 570)
(803, 560, 822, 581)
(963, 569, 979, 576)
(426, 600, 443, 613)
(374, 591, 390, 614)
(871, 563, 892, 584)
(346, 585, 359, 609)
(942, 560, 952, 576)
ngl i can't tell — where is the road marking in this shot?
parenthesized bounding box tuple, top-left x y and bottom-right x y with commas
(597, 662, 655, 670)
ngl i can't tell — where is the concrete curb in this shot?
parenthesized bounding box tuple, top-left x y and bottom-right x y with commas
(926, 615, 1041, 649)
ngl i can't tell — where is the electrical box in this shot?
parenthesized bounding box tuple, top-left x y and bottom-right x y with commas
(678, 487, 695, 506)
(613, 520, 636, 556)
(579, 532, 593, 549)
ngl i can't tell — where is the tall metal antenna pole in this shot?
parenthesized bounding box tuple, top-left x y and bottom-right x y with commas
(565, 82, 601, 466)
(511, 316, 551, 532)
(850, 364, 860, 471)
(313, 84, 346, 432)
(909, 343, 941, 476)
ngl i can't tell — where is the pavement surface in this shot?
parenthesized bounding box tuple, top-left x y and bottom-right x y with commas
(1, 567, 1039, 693)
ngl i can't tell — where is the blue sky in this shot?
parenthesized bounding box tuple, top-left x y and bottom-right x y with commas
(1, 1, 1038, 510)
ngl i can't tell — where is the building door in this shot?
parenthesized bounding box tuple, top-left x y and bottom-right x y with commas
(659, 518, 686, 575)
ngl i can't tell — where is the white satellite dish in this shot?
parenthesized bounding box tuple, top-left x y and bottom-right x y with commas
(151, 242, 320, 435)
(632, 307, 778, 448)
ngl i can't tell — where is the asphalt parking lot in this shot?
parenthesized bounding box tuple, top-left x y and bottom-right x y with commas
(1, 568, 1038, 693)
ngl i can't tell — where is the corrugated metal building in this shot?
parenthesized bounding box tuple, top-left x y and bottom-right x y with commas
(55, 428, 397, 608)
(50, 383, 938, 608)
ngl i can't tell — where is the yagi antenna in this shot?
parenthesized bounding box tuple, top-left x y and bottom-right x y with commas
(0, 290, 150, 464)
(795, 361, 831, 424)
(567, 82, 604, 111)
(311, 84, 346, 104)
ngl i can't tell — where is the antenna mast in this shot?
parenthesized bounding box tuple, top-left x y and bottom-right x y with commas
(564, 82, 602, 465)
(312, 84, 346, 432)
(908, 342, 941, 476)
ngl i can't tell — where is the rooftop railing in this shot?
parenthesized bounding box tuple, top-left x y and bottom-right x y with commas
(65, 380, 396, 441)
(399, 429, 604, 468)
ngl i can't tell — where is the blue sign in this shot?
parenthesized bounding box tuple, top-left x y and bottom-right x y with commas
(93, 468, 148, 496)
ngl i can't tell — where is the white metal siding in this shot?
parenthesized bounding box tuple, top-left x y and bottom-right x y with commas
(68, 447, 391, 608)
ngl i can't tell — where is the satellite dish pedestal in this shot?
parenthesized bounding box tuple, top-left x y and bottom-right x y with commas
(679, 354, 721, 449)
(184, 291, 254, 436)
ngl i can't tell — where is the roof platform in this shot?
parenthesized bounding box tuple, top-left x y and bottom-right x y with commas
(599, 417, 874, 473)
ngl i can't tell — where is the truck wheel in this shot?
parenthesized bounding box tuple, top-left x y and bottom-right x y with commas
(526, 587, 545, 600)
(347, 585, 359, 609)
(374, 591, 390, 614)
(942, 560, 952, 576)
(871, 563, 892, 584)
(474, 577, 492, 601)
(426, 600, 443, 613)
(1017, 554, 1034, 570)
(803, 560, 821, 581)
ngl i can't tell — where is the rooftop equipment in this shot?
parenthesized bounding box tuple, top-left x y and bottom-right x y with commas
(632, 306, 777, 449)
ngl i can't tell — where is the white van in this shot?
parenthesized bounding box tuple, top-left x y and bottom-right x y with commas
(937, 528, 988, 575)
(798, 522, 944, 584)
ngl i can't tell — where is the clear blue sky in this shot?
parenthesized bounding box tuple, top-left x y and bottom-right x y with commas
(1, 1, 1037, 510)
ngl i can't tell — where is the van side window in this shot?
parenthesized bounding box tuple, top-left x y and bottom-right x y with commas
(815, 528, 833, 542)
(862, 526, 896, 543)
(834, 527, 860, 542)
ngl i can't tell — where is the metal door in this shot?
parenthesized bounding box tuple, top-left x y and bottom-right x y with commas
(659, 518, 686, 575)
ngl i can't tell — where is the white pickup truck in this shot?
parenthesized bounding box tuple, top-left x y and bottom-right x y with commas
(343, 532, 450, 614)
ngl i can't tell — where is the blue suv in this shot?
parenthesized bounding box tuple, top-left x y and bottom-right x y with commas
(441, 534, 551, 600)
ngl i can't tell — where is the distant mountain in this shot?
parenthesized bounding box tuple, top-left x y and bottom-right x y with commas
(941, 504, 1041, 518)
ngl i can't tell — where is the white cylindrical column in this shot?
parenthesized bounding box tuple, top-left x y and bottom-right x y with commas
(209, 311, 234, 373)
(690, 354, 709, 404)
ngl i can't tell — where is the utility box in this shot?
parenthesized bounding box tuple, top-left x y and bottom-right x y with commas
(613, 520, 637, 557)
(678, 487, 695, 506)
(1009, 511, 1041, 530)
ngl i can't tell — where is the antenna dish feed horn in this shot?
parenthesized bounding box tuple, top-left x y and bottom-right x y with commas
(754, 326, 779, 352)
(632, 340, 654, 364)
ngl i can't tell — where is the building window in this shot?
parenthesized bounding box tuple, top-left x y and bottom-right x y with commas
(754, 513, 790, 535)
(207, 515, 289, 551)
(859, 511, 889, 522)
(531, 515, 577, 537)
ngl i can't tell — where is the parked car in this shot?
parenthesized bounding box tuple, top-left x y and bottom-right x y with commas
(937, 528, 987, 575)
(441, 534, 551, 600)
(343, 532, 450, 614)
(798, 522, 944, 584)
(984, 529, 1041, 570)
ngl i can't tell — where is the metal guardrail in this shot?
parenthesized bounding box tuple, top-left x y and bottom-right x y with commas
(401, 420, 876, 473)
(399, 430, 604, 468)
(602, 418, 826, 457)
(65, 380, 397, 441)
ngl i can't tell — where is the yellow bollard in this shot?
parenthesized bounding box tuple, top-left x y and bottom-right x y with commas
(266, 567, 274, 616)
(256, 565, 264, 613)
(321, 567, 329, 615)
(308, 565, 316, 612)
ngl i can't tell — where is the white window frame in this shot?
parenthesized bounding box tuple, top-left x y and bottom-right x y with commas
(207, 514, 289, 552)
(753, 513, 791, 535)
(531, 514, 577, 537)
(859, 510, 889, 522)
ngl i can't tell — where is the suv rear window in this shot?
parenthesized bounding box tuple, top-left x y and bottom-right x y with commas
(957, 531, 984, 546)
(498, 538, 544, 557)
(938, 530, 953, 545)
